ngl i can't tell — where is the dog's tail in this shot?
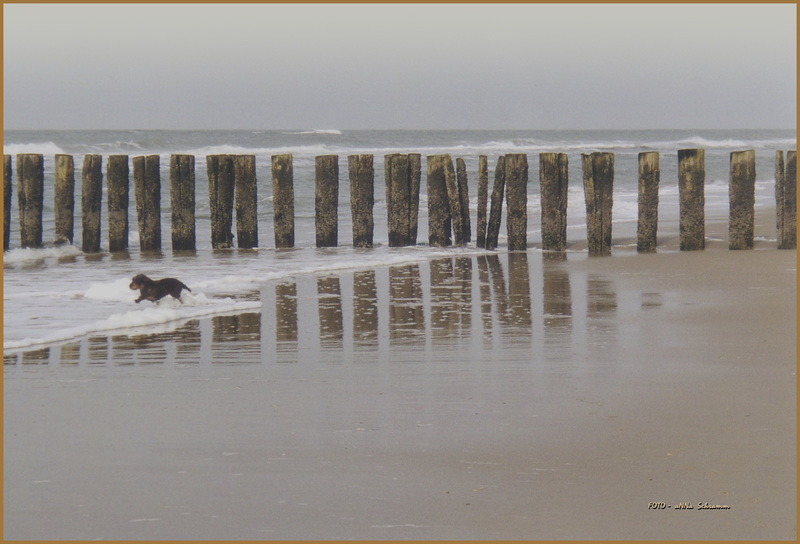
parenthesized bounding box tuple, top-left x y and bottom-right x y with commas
(180, 281, 192, 293)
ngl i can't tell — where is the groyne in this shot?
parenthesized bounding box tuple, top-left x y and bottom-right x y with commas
(3, 148, 796, 253)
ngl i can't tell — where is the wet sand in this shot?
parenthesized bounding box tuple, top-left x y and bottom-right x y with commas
(4, 212, 796, 540)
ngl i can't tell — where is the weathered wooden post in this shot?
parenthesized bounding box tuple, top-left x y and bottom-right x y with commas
(540, 152, 569, 251)
(16, 154, 44, 248)
(582, 152, 614, 255)
(426, 154, 451, 247)
(678, 149, 705, 251)
(385, 154, 410, 247)
(455, 158, 471, 245)
(408, 154, 422, 245)
(206, 155, 234, 249)
(729, 150, 756, 250)
(637, 151, 659, 253)
(132, 155, 162, 251)
(443, 155, 468, 246)
(779, 150, 796, 250)
(485, 156, 506, 251)
(349, 154, 374, 248)
(776, 151, 785, 233)
(107, 155, 129, 252)
(81, 154, 103, 253)
(3, 155, 11, 250)
(315, 155, 339, 247)
(505, 153, 528, 251)
(476, 155, 489, 248)
(235, 154, 258, 248)
(170, 154, 196, 251)
(54, 154, 75, 245)
(272, 154, 294, 249)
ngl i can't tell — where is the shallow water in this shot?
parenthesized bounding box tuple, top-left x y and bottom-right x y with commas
(3, 129, 794, 351)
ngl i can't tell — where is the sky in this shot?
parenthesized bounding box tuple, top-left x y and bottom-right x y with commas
(3, 3, 797, 131)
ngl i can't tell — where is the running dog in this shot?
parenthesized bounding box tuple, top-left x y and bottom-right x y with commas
(129, 274, 191, 303)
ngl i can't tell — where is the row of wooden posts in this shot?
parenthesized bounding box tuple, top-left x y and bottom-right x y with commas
(3, 149, 797, 255)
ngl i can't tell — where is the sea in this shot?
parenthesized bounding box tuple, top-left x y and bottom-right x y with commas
(3, 128, 796, 356)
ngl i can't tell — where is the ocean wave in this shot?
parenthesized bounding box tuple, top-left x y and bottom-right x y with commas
(283, 129, 343, 136)
(3, 293, 261, 352)
(3, 244, 83, 267)
(3, 141, 66, 156)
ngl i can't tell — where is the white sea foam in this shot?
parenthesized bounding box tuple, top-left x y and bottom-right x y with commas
(3, 141, 66, 156)
(3, 244, 83, 266)
(3, 292, 261, 352)
(283, 129, 342, 135)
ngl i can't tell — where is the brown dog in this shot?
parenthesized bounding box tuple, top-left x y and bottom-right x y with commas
(129, 274, 191, 303)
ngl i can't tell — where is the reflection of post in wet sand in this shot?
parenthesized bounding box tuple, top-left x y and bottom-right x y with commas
(429, 257, 456, 343)
(542, 252, 572, 335)
(587, 275, 618, 341)
(275, 282, 298, 353)
(388, 264, 425, 346)
(485, 254, 509, 320)
(587, 276, 617, 317)
(454, 256, 473, 338)
(175, 320, 202, 362)
(117, 334, 165, 365)
(60, 342, 81, 366)
(428, 256, 473, 343)
(476, 255, 494, 341)
(317, 276, 344, 349)
(506, 252, 532, 335)
(353, 270, 378, 349)
(213, 313, 261, 363)
(20, 347, 50, 365)
(88, 336, 108, 364)
(109, 320, 202, 365)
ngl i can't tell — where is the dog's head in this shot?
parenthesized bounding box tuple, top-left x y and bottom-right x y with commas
(129, 274, 149, 290)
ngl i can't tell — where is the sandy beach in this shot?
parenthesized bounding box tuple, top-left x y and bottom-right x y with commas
(4, 210, 796, 540)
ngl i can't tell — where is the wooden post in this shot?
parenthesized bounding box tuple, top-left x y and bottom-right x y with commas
(272, 154, 294, 249)
(170, 154, 196, 251)
(315, 155, 339, 247)
(132, 155, 162, 252)
(582, 152, 614, 255)
(54, 154, 75, 245)
(776, 151, 785, 233)
(409, 153, 421, 245)
(678, 149, 705, 251)
(505, 153, 528, 251)
(207, 155, 235, 249)
(485, 156, 506, 251)
(106, 155, 129, 252)
(476, 155, 489, 248)
(539, 152, 568, 251)
(16, 154, 44, 248)
(443, 155, 467, 246)
(81, 154, 103, 253)
(637, 151, 659, 253)
(349, 154, 374, 248)
(3, 155, 11, 250)
(779, 150, 796, 250)
(385, 153, 413, 247)
(456, 157, 471, 245)
(426, 154, 451, 247)
(235, 154, 258, 248)
(729, 149, 756, 250)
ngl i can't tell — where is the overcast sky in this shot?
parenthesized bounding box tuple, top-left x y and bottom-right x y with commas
(3, 3, 797, 130)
